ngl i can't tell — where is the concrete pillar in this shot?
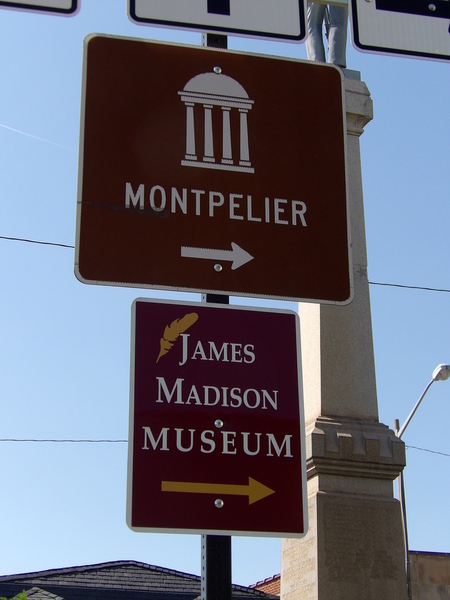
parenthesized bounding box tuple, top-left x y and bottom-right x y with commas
(280, 74, 408, 600)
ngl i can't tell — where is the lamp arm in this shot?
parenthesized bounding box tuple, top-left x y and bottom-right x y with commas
(397, 378, 434, 439)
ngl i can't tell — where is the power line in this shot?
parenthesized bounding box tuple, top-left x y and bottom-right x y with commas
(406, 445, 450, 458)
(369, 281, 450, 294)
(0, 439, 448, 458)
(0, 235, 74, 249)
(2, 234, 450, 295)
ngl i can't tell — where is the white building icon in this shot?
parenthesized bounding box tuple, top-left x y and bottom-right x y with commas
(179, 68, 254, 174)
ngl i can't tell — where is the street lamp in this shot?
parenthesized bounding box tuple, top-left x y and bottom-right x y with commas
(395, 363, 450, 600)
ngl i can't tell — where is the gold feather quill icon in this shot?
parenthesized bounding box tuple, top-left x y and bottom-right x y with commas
(156, 313, 199, 363)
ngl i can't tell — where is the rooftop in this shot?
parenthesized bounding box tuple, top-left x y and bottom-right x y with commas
(0, 561, 279, 600)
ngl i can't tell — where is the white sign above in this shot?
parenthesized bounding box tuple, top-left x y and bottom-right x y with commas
(0, 0, 78, 15)
(351, 0, 450, 62)
(128, 0, 306, 42)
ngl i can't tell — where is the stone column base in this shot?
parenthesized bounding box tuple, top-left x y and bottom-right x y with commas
(281, 418, 408, 600)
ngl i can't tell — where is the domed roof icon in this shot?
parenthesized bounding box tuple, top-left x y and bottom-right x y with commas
(179, 68, 254, 174)
(183, 71, 250, 100)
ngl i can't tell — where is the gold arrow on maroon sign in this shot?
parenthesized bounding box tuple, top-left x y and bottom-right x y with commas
(161, 477, 275, 505)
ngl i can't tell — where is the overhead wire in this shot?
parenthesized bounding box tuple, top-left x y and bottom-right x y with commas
(0, 439, 448, 459)
(2, 235, 450, 294)
(0, 235, 74, 249)
(1, 234, 449, 456)
(406, 445, 450, 458)
(369, 281, 450, 293)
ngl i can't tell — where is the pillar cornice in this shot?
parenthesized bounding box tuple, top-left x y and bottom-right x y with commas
(345, 77, 374, 136)
(305, 417, 406, 482)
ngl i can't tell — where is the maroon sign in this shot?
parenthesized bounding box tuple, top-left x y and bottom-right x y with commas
(75, 35, 351, 304)
(127, 299, 307, 537)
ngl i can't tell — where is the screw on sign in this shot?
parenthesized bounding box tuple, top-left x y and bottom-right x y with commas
(126, 299, 308, 537)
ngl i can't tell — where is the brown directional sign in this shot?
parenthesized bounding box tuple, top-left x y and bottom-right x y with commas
(75, 35, 350, 303)
(126, 299, 307, 537)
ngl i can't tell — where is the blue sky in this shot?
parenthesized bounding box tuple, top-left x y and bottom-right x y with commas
(0, 0, 449, 588)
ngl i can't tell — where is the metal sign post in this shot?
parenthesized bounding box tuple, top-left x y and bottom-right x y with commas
(201, 534, 232, 600)
(201, 39, 232, 600)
